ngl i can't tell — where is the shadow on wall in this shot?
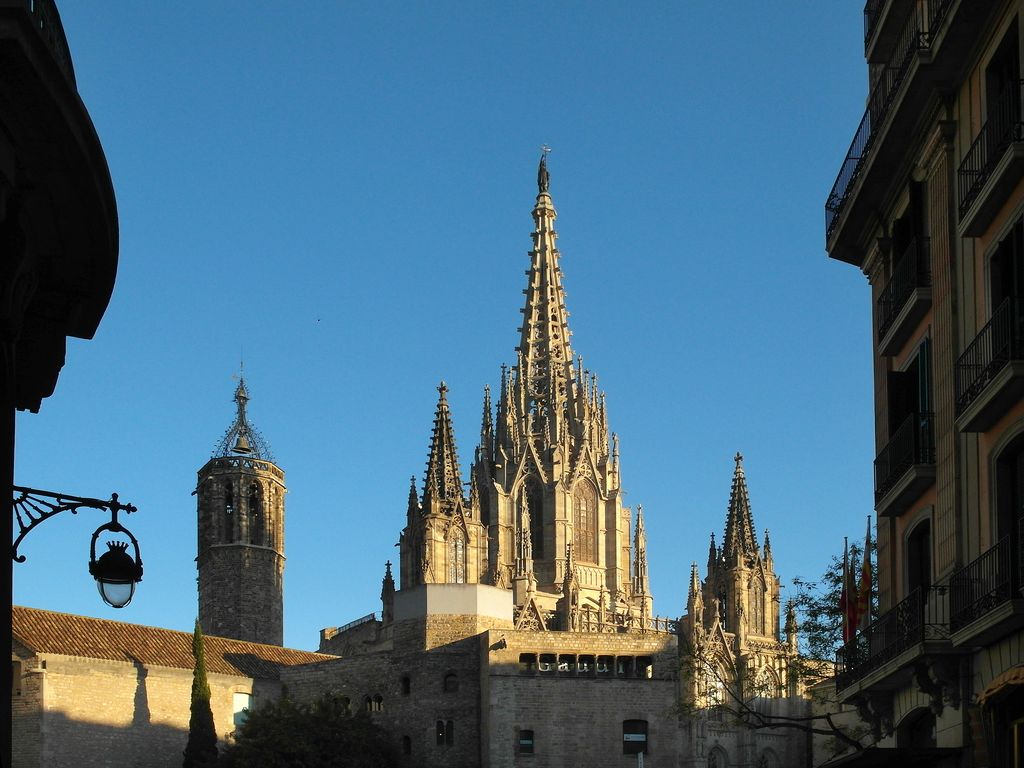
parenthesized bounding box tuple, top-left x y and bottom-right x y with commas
(12, 710, 189, 768)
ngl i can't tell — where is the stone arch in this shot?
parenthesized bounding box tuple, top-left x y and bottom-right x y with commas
(248, 481, 263, 546)
(708, 745, 729, 768)
(756, 748, 779, 768)
(755, 665, 782, 698)
(572, 479, 598, 563)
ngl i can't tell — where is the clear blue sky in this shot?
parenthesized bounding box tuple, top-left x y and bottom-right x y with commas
(14, 3, 874, 650)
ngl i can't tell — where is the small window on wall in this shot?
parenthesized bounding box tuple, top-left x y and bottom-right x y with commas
(518, 728, 535, 755)
(436, 719, 454, 746)
(637, 656, 653, 679)
(401, 676, 411, 695)
(519, 653, 537, 674)
(578, 654, 595, 674)
(11, 661, 22, 696)
(443, 673, 459, 692)
(597, 655, 614, 677)
(232, 692, 252, 728)
(538, 653, 556, 675)
(622, 719, 648, 755)
(402, 735, 411, 755)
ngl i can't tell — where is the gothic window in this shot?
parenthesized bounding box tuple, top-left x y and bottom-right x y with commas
(521, 479, 544, 559)
(718, 586, 728, 629)
(708, 747, 728, 768)
(749, 578, 764, 635)
(447, 529, 466, 584)
(248, 482, 263, 546)
(573, 481, 598, 563)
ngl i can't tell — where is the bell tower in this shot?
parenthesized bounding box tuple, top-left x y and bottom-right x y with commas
(196, 379, 285, 646)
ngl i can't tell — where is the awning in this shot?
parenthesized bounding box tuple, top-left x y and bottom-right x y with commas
(977, 664, 1024, 707)
(820, 747, 961, 767)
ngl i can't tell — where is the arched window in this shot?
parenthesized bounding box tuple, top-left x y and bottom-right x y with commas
(373, 694, 383, 712)
(749, 577, 764, 635)
(521, 479, 544, 559)
(447, 529, 466, 584)
(443, 673, 458, 692)
(708, 746, 728, 768)
(573, 481, 598, 562)
(224, 482, 234, 540)
(248, 482, 263, 546)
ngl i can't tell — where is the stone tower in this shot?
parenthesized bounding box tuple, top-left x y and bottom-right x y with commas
(196, 379, 285, 646)
(399, 154, 649, 621)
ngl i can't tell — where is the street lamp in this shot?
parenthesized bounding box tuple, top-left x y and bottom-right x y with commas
(12, 486, 143, 607)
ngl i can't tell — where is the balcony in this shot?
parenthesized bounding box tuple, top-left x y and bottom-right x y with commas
(864, 0, 916, 63)
(958, 81, 1024, 237)
(826, 0, 996, 264)
(835, 586, 951, 695)
(950, 537, 1024, 645)
(874, 411, 935, 515)
(877, 237, 932, 356)
(954, 297, 1024, 432)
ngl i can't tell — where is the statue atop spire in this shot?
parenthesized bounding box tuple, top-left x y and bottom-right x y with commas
(537, 146, 551, 193)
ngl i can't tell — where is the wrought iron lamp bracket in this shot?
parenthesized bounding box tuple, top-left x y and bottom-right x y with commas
(12, 485, 138, 563)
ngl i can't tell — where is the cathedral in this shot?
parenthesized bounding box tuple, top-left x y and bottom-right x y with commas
(190, 156, 810, 767)
(13, 158, 812, 768)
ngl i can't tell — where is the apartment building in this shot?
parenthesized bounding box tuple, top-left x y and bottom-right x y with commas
(825, 1, 1024, 765)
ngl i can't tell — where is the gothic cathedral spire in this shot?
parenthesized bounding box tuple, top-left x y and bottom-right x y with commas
(723, 452, 759, 563)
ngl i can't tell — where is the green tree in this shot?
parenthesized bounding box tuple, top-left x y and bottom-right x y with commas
(183, 620, 218, 768)
(219, 692, 398, 768)
(791, 535, 877, 662)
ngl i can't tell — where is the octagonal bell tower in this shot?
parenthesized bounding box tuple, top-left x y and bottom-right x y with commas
(197, 379, 285, 646)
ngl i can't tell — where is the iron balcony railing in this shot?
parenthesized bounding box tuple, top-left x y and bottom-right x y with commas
(950, 536, 1019, 632)
(958, 80, 1024, 220)
(826, 0, 955, 241)
(836, 585, 950, 691)
(877, 237, 931, 341)
(874, 411, 935, 502)
(954, 297, 1024, 416)
(864, 0, 884, 47)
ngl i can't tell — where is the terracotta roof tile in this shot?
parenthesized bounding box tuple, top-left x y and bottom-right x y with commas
(12, 606, 334, 679)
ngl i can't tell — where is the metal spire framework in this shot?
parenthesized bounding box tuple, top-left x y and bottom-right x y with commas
(212, 379, 274, 461)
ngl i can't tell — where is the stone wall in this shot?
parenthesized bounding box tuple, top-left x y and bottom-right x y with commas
(11, 650, 276, 768)
(283, 633, 485, 768)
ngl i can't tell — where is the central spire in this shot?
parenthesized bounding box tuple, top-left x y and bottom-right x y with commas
(513, 153, 576, 443)
(723, 452, 759, 562)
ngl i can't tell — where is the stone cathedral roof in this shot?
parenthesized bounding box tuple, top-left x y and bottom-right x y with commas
(12, 606, 332, 677)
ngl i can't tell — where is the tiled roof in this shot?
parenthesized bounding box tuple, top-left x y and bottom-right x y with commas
(12, 606, 335, 679)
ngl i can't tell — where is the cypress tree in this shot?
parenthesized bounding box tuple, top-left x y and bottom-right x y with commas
(183, 619, 218, 768)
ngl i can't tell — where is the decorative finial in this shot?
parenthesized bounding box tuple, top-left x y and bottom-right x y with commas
(438, 380, 448, 398)
(735, 451, 743, 465)
(537, 147, 551, 193)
